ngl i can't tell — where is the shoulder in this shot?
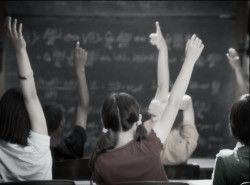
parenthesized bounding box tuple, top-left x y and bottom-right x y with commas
(215, 149, 236, 169)
(146, 130, 162, 143)
(216, 149, 234, 158)
(28, 131, 51, 150)
(143, 130, 163, 153)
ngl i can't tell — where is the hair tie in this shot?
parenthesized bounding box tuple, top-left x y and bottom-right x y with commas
(102, 128, 108, 133)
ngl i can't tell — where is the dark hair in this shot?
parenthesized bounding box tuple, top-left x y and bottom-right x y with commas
(43, 103, 63, 136)
(89, 92, 147, 177)
(0, 88, 31, 146)
(230, 94, 249, 145)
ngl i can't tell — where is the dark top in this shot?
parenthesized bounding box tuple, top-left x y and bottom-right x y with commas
(51, 125, 87, 161)
(212, 145, 249, 185)
(94, 131, 167, 185)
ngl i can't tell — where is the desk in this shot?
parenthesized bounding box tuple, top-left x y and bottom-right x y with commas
(170, 179, 212, 185)
(187, 158, 215, 169)
(187, 158, 215, 179)
(74, 179, 212, 185)
(75, 181, 93, 185)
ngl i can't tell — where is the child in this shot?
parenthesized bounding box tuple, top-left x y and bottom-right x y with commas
(89, 28, 204, 184)
(43, 41, 89, 161)
(212, 94, 249, 185)
(0, 17, 52, 181)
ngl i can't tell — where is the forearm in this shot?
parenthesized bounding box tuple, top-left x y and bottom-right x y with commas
(15, 49, 37, 100)
(155, 46, 169, 101)
(182, 100, 195, 126)
(168, 60, 195, 109)
(75, 69, 89, 128)
(76, 69, 89, 108)
(234, 68, 248, 95)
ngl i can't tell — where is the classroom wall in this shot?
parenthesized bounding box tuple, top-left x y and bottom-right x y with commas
(2, 1, 249, 158)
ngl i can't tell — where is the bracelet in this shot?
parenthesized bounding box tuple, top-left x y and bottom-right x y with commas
(18, 71, 34, 80)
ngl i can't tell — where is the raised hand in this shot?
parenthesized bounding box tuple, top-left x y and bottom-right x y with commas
(74, 41, 88, 71)
(185, 34, 204, 64)
(226, 48, 241, 70)
(6, 17, 26, 51)
(149, 21, 167, 50)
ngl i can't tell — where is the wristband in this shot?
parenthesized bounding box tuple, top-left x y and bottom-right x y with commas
(18, 71, 33, 80)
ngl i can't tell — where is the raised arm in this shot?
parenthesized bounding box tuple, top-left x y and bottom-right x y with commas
(226, 48, 248, 95)
(149, 21, 169, 102)
(154, 34, 204, 143)
(7, 17, 47, 135)
(74, 41, 89, 129)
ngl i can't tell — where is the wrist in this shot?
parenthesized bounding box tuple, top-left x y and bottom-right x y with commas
(233, 66, 242, 72)
(15, 47, 26, 54)
(158, 44, 167, 51)
(184, 58, 196, 65)
(18, 70, 33, 80)
(76, 67, 85, 74)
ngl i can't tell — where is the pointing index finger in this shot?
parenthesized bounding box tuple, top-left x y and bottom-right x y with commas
(76, 41, 80, 48)
(155, 21, 162, 34)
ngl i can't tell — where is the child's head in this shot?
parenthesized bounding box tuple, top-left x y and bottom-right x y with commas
(0, 88, 31, 146)
(90, 92, 146, 172)
(43, 103, 64, 147)
(101, 92, 140, 132)
(230, 94, 249, 145)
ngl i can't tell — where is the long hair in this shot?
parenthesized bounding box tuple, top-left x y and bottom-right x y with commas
(0, 88, 31, 146)
(89, 92, 147, 177)
(229, 94, 249, 145)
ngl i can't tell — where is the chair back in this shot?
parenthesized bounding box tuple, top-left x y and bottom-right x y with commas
(117, 181, 188, 185)
(0, 180, 75, 185)
(241, 182, 250, 185)
(52, 158, 91, 180)
(164, 164, 200, 179)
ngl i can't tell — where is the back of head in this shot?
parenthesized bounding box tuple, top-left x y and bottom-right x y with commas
(90, 92, 144, 175)
(0, 88, 31, 146)
(43, 103, 64, 136)
(101, 92, 140, 132)
(230, 94, 250, 145)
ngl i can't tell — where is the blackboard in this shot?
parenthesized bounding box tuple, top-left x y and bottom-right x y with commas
(4, 2, 239, 157)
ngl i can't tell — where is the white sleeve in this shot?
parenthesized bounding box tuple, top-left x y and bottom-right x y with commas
(28, 131, 50, 148)
(25, 131, 52, 180)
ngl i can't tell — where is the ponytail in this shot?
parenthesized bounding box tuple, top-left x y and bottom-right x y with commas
(89, 129, 118, 173)
(134, 123, 147, 141)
